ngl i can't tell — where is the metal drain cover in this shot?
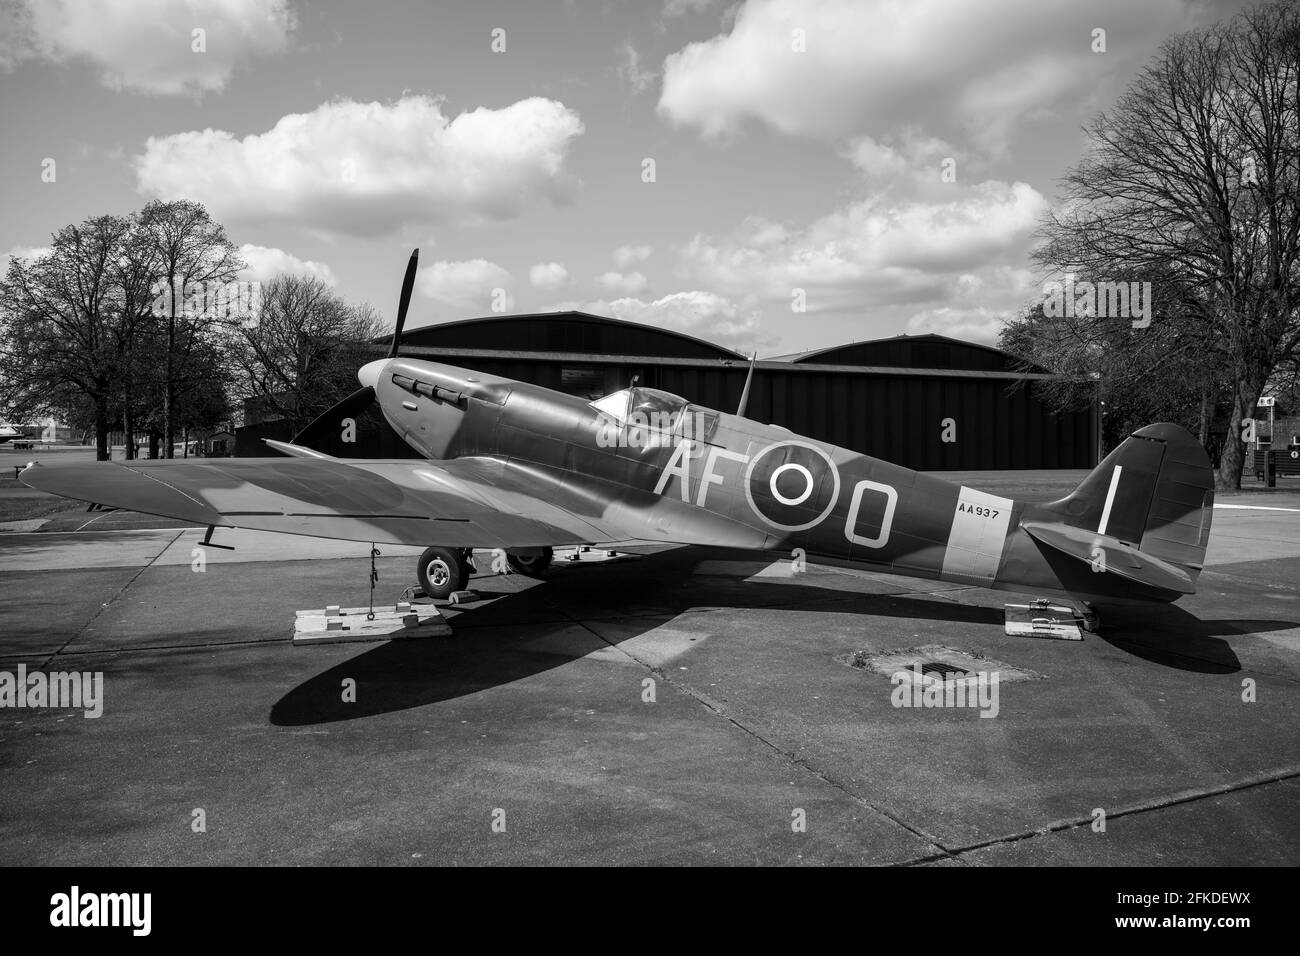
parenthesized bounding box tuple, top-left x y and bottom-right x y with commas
(916, 660, 975, 681)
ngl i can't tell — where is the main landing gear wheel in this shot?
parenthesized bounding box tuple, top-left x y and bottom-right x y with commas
(506, 546, 553, 578)
(417, 546, 471, 600)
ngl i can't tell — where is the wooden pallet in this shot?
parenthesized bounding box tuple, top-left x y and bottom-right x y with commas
(1004, 601, 1084, 641)
(292, 602, 451, 646)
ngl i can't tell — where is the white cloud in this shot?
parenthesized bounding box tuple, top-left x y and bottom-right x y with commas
(681, 180, 1047, 300)
(616, 42, 657, 94)
(237, 244, 336, 286)
(578, 291, 762, 351)
(3, 245, 51, 265)
(658, 0, 1193, 146)
(673, 132, 1047, 350)
(417, 259, 513, 314)
(5, 0, 294, 96)
(612, 243, 653, 268)
(843, 137, 909, 183)
(904, 306, 1007, 345)
(899, 269, 1039, 344)
(662, 0, 717, 17)
(843, 131, 955, 190)
(528, 262, 571, 291)
(596, 271, 649, 295)
(134, 95, 585, 235)
(0, 3, 34, 72)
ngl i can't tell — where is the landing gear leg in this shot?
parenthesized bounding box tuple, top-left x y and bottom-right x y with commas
(1059, 599, 1100, 632)
(416, 546, 471, 601)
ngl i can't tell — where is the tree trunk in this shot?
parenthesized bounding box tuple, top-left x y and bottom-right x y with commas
(1197, 386, 1214, 448)
(123, 390, 135, 461)
(148, 429, 160, 459)
(95, 402, 110, 462)
(1215, 378, 1264, 492)
(164, 280, 176, 457)
(1216, 429, 1245, 492)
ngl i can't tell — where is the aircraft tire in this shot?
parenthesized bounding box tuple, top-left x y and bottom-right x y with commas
(417, 546, 469, 600)
(506, 547, 553, 578)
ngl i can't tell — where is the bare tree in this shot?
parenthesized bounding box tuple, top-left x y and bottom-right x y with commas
(227, 274, 385, 436)
(138, 199, 241, 457)
(1035, 0, 1300, 489)
(1000, 264, 1227, 453)
(109, 220, 165, 459)
(0, 216, 134, 460)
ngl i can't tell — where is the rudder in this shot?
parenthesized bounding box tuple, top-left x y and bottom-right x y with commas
(1043, 423, 1214, 574)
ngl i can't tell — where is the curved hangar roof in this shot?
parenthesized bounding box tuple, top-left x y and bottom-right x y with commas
(771, 332, 1038, 374)
(396, 311, 745, 362)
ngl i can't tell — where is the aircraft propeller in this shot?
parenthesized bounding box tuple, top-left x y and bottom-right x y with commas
(289, 248, 419, 447)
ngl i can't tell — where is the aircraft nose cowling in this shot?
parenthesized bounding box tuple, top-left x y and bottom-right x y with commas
(358, 360, 387, 389)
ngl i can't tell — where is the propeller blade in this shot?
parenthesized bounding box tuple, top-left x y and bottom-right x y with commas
(388, 248, 419, 358)
(291, 249, 415, 448)
(289, 386, 375, 447)
(736, 353, 757, 417)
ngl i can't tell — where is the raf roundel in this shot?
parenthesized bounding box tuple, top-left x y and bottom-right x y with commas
(744, 440, 840, 532)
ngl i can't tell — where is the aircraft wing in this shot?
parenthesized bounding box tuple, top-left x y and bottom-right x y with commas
(1020, 520, 1197, 594)
(18, 455, 771, 551)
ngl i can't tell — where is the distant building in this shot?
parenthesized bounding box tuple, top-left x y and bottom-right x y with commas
(237, 311, 1096, 469)
(239, 395, 290, 428)
(763, 333, 1095, 469)
(3, 418, 74, 443)
(199, 429, 236, 457)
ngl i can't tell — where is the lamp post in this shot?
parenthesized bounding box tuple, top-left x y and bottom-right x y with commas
(1090, 371, 1103, 465)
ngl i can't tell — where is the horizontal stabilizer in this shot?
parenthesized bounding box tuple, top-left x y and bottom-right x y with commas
(1021, 520, 1196, 595)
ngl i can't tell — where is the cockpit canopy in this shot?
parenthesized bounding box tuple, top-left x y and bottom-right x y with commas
(589, 386, 690, 430)
(589, 386, 719, 449)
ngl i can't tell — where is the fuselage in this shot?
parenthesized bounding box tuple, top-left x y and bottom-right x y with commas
(366, 356, 1182, 608)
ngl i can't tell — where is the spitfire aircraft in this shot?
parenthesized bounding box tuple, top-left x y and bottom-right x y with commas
(20, 250, 1215, 626)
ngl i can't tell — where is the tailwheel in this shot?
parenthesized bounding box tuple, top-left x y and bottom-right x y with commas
(506, 546, 553, 578)
(417, 546, 470, 600)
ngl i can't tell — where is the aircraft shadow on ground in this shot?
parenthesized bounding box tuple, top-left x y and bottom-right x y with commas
(269, 546, 1003, 725)
(1097, 605, 1290, 674)
(269, 546, 1284, 724)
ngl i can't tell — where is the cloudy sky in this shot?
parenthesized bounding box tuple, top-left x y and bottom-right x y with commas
(0, 0, 1253, 355)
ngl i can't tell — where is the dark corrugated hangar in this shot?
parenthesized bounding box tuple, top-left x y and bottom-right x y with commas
(239, 311, 1096, 468)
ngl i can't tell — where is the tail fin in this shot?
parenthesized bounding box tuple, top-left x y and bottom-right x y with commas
(1043, 423, 1215, 573)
